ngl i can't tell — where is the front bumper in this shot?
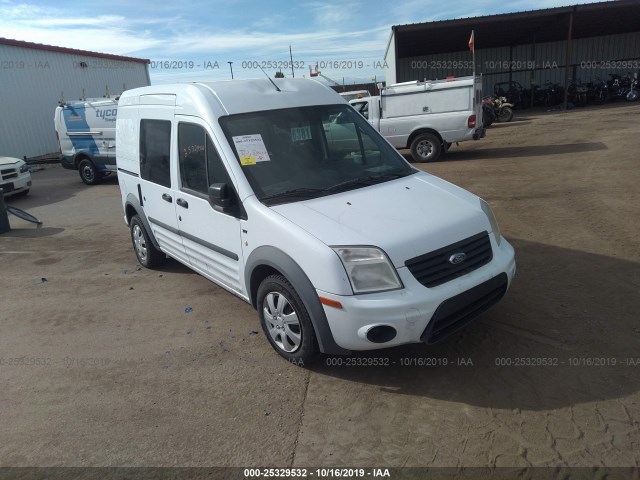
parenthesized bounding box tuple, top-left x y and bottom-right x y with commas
(318, 236, 515, 351)
(1, 173, 31, 196)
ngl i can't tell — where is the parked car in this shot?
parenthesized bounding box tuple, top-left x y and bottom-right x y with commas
(115, 79, 516, 363)
(54, 98, 118, 185)
(0, 156, 31, 196)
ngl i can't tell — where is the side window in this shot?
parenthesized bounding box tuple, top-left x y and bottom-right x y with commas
(178, 122, 231, 194)
(352, 101, 369, 120)
(178, 123, 207, 193)
(207, 135, 231, 185)
(140, 119, 171, 188)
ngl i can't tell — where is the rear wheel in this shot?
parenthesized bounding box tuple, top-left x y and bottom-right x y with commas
(593, 88, 609, 105)
(409, 133, 442, 162)
(497, 106, 513, 122)
(78, 159, 101, 185)
(257, 274, 318, 364)
(130, 215, 166, 268)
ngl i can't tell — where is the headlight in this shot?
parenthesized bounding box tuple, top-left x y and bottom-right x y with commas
(332, 246, 403, 294)
(480, 198, 501, 246)
(19, 164, 29, 173)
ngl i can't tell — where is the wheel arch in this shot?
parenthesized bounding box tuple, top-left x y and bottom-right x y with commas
(407, 128, 443, 149)
(245, 246, 350, 355)
(124, 193, 161, 251)
(73, 152, 95, 169)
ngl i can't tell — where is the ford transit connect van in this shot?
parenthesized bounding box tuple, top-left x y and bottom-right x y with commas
(116, 79, 515, 363)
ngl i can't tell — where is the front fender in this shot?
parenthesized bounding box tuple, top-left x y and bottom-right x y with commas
(245, 246, 350, 355)
(125, 193, 161, 251)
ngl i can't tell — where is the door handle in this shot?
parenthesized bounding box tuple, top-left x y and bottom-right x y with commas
(162, 193, 172, 203)
(176, 198, 189, 209)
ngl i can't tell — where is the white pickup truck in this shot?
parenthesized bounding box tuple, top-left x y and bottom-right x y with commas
(346, 76, 485, 162)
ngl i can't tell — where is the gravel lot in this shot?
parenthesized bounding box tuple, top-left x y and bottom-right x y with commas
(1, 103, 639, 468)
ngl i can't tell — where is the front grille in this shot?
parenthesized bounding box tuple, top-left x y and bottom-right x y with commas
(422, 273, 508, 344)
(1, 168, 18, 181)
(405, 231, 492, 288)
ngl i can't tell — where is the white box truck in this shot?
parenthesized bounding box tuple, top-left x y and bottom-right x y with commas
(346, 76, 485, 162)
(55, 98, 118, 185)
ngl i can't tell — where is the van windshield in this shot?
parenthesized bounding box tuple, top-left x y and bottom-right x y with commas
(219, 105, 415, 206)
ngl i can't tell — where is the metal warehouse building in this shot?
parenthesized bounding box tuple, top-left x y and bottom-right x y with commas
(0, 38, 150, 159)
(384, 0, 640, 103)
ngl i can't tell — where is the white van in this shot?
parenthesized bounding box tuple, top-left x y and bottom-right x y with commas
(55, 98, 118, 185)
(116, 79, 515, 363)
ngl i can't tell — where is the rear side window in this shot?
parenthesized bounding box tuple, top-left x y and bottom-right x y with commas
(140, 119, 171, 188)
(178, 123, 231, 194)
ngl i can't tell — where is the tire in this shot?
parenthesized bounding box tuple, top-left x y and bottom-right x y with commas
(409, 133, 442, 163)
(78, 159, 101, 185)
(257, 274, 318, 364)
(593, 89, 609, 105)
(627, 90, 639, 102)
(497, 106, 513, 122)
(130, 215, 166, 268)
(577, 94, 587, 107)
(482, 110, 493, 127)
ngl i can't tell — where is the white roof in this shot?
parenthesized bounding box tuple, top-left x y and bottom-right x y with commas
(119, 78, 346, 115)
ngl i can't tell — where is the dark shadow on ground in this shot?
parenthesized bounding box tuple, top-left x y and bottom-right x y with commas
(0, 227, 65, 238)
(6, 167, 119, 210)
(487, 120, 532, 128)
(442, 142, 607, 162)
(312, 238, 640, 410)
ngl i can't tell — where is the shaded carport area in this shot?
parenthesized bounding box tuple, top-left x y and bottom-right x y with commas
(388, 0, 640, 107)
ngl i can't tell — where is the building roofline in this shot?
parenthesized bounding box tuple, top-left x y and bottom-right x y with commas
(0, 37, 150, 64)
(391, 0, 632, 32)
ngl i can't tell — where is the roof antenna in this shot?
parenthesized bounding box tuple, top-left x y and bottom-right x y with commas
(258, 65, 281, 92)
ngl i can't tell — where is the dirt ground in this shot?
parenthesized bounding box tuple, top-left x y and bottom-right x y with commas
(1, 102, 639, 469)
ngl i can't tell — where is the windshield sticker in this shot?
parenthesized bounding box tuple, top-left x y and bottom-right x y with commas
(291, 125, 312, 142)
(232, 134, 271, 166)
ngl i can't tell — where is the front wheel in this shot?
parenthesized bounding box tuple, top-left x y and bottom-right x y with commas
(626, 89, 639, 102)
(409, 133, 442, 163)
(130, 215, 166, 268)
(78, 159, 101, 185)
(497, 106, 513, 122)
(257, 274, 318, 364)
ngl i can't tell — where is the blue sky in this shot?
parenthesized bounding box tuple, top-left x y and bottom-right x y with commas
(0, 0, 603, 85)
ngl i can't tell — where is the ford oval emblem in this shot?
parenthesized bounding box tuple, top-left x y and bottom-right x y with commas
(449, 252, 467, 265)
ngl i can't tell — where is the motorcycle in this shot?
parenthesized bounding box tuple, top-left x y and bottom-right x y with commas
(567, 79, 588, 107)
(482, 96, 514, 125)
(482, 97, 496, 127)
(626, 73, 638, 102)
(607, 73, 632, 101)
(589, 78, 609, 105)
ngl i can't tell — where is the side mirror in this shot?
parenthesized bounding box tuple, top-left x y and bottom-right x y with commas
(208, 183, 232, 212)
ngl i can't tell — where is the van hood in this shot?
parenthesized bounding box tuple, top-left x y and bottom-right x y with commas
(271, 172, 491, 267)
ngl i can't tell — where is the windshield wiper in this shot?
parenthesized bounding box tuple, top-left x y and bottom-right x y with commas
(323, 172, 409, 194)
(261, 187, 324, 202)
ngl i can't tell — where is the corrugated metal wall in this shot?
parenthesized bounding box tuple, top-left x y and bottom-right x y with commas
(395, 32, 640, 97)
(0, 44, 149, 158)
